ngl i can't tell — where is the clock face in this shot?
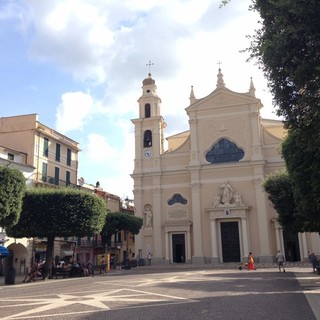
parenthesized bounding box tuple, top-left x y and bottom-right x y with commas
(144, 149, 152, 158)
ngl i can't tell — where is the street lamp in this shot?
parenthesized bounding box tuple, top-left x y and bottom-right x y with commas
(124, 230, 130, 269)
(116, 243, 121, 269)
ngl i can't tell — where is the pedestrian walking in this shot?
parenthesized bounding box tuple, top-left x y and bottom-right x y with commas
(99, 255, 106, 274)
(276, 250, 286, 272)
(247, 252, 255, 270)
(147, 252, 151, 266)
(86, 260, 94, 277)
(308, 252, 318, 273)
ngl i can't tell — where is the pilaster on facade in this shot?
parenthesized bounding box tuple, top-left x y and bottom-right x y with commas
(190, 182, 204, 263)
(271, 217, 284, 254)
(133, 188, 144, 259)
(250, 108, 263, 161)
(131, 118, 143, 170)
(252, 178, 273, 262)
(188, 118, 200, 166)
(151, 186, 163, 261)
(299, 233, 308, 261)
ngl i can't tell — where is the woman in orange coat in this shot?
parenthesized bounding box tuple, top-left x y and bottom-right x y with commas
(247, 252, 255, 270)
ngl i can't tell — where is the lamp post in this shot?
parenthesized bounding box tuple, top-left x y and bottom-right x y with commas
(124, 230, 130, 269)
(116, 244, 121, 269)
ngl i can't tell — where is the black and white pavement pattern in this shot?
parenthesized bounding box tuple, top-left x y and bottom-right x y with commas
(0, 266, 319, 320)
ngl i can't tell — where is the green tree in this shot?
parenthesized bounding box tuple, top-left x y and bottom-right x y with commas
(244, 0, 320, 231)
(6, 187, 107, 276)
(281, 129, 320, 232)
(247, 0, 320, 129)
(101, 211, 143, 249)
(0, 165, 26, 228)
(262, 171, 297, 231)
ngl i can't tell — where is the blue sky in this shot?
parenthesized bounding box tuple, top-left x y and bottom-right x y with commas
(0, 0, 279, 200)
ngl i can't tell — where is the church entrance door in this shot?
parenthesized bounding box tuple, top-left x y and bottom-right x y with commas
(283, 230, 300, 262)
(172, 234, 185, 263)
(221, 221, 240, 262)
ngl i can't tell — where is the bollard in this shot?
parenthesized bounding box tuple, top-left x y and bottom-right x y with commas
(5, 267, 16, 285)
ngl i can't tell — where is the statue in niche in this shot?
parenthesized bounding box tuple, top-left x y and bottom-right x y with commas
(220, 182, 234, 205)
(233, 192, 245, 206)
(212, 183, 245, 207)
(144, 207, 153, 229)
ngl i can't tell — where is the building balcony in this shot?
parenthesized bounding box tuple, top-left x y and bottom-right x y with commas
(30, 173, 78, 188)
(76, 239, 123, 250)
(78, 239, 102, 247)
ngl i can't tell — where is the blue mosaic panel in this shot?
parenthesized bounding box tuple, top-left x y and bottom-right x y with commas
(167, 193, 188, 205)
(205, 138, 244, 164)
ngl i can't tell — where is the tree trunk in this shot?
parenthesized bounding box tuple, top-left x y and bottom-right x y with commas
(44, 235, 55, 279)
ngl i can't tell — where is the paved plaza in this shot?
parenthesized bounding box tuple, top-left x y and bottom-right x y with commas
(0, 264, 319, 320)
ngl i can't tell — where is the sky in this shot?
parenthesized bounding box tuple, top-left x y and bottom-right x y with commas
(0, 0, 280, 200)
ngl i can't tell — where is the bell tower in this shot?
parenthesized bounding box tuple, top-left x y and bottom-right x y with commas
(131, 70, 167, 264)
(131, 72, 166, 172)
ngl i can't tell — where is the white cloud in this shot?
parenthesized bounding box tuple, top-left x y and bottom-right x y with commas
(56, 91, 94, 133)
(86, 133, 118, 161)
(4, 0, 280, 197)
(79, 130, 134, 198)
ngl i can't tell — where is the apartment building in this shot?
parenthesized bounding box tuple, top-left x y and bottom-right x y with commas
(0, 114, 80, 274)
(0, 113, 80, 188)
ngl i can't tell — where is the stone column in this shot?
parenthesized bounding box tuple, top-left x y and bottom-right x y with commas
(152, 186, 163, 263)
(253, 177, 273, 262)
(187, 230, 192, 263)
(241, 216, 250, 261)
(164, 231, 170, 263)
(131, 119, 143, 174)
(191, 182, 204, 263)
(300, 233, 308, 261)
(272, 218, 282, 252)
(210, 217, 219, 263)
(133, 189, 143, 259)
(188, 118, 200, 166)
(250, 110, 263, 161)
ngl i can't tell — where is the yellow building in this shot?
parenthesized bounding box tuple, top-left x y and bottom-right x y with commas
(131, 69, 320, 265)
(0, 113, 79, 187)
(0, 113, 80, 274)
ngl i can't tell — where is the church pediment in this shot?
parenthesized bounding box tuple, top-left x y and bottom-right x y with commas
(186, 88, 260, 113)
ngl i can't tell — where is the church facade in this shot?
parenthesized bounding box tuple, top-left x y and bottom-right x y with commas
(131, 69, 320, 265)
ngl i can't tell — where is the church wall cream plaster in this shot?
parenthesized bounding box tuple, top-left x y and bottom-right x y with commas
(132, 69, 320, 265)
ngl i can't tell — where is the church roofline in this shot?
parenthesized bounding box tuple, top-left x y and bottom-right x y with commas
(185, 86, 261, 112)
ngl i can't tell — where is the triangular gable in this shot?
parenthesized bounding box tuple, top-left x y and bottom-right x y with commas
(186, 87, 261, 113)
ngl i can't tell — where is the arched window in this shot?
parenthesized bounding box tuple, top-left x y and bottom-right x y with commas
(205, 138, 244, 164)
(145, 103, 151, 118)
(167, 193, 188, 206)
(144, 130, 152, 147)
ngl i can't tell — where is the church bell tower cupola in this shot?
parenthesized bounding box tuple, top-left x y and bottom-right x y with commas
(138, 73, 162, 118)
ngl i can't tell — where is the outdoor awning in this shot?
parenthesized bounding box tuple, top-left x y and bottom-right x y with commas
(0, 246, 9, 257)
(61, 250, 74, 257)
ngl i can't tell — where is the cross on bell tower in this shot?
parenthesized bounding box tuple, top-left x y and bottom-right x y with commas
(146, 60, 154, 74)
